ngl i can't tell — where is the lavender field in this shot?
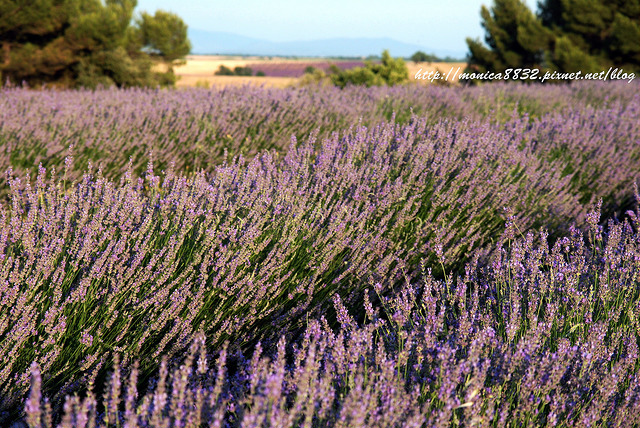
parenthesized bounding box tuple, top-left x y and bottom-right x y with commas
(1, 81, 640, 427)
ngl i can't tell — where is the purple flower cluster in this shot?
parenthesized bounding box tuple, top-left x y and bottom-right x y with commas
(22, 208, 640, 426)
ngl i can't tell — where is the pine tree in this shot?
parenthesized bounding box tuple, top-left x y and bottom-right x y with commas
(466, 0, 640, 77)
(539, 0, 640, 71)
(0, 0, 191, 88)
(466, 0, 552, 73)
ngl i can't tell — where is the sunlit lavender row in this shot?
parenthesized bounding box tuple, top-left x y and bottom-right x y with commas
(23, 203, 640, 426)
(1, 81, 637, 187)
(1, 81, 639, 426)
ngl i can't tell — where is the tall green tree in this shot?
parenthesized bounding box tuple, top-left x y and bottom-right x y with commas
(466, 0, 552, 74)
(539, 0, 640, 72)
(134, 9, 191, 85)
(1, 0, 85, 85)
(466, 0, 640, 77)
(0, 0, 191, 88)
(137, 10, 190, 64)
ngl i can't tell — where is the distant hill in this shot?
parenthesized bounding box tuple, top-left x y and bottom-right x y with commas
(188, 29, 465, 59)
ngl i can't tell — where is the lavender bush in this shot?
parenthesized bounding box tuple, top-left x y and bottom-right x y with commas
(22, 200, 640, 427)
(0, 81, 638, 426)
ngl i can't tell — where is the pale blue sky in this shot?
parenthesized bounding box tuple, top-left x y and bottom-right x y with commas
(135, 0, 539, 55)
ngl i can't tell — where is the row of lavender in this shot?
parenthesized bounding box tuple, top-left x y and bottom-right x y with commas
(0, 82, 636, 187)
(0, 82, 638, 426)
(21, 204, 640, 426)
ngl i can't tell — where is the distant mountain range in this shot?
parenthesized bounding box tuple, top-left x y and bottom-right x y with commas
(188, 29, 466, 59)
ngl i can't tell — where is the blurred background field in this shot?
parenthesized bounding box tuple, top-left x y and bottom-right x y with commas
(172, 55, 466, 88)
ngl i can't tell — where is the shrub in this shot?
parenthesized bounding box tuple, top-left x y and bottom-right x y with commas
(214, 65, 235, 76)
(233, 66, 253, 76)
(329, 50, 409, 88)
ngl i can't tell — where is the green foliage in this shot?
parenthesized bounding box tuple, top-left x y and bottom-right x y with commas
(466, 0, 640, 79)
(552, 35, 601, 73)
(329, 50, 409, 88)
(136, 9, 190, 64)
(214, 65, 254, 76)
(233, 66, 253, 76)
(298, 68, 330, 86)
(0, 0, 191, 88)
(410, 51, 440, 63)
(466, 0, 552, 74)
(539, 0, 640, 71)
(214, 65, 234, 76)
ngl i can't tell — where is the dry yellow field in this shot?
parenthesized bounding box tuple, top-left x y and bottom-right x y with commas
(173, 55, 466, 88)
(173, 55, 294, 88)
